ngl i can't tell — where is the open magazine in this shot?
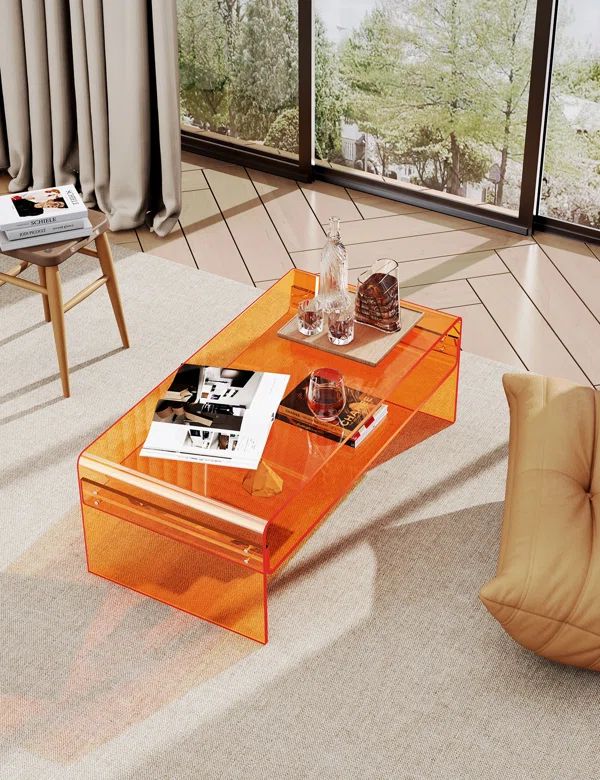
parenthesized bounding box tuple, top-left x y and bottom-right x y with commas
(141, 364, 289, 470)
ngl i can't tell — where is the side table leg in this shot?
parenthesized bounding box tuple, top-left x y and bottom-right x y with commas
(38, 267, 51, 322)
(95, 233, 130, 349)
(420, 322, 462, 423)
(45, 266, 70, 398)
(421, 362, 460, 423)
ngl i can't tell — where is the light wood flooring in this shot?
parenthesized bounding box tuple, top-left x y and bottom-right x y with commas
(2, 153, 599, 388)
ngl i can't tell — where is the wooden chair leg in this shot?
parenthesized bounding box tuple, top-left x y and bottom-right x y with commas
(45, 266, 70, 398)
(38, 267, 51, 322)
(95, 233, 130, 349)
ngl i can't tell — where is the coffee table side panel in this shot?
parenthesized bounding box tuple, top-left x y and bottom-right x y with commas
(418, 319, 462, 423)
(80, 503, 269, 643)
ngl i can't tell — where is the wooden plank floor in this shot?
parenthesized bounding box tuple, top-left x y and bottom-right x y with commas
(2, 154, 599, 387)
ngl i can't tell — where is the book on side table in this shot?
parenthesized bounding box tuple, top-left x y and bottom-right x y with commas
(0, 185, 90, 250)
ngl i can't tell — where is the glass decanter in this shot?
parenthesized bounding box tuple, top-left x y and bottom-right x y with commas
(318, 216, 348, 311)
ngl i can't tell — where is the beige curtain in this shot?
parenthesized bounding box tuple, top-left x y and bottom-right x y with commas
(0, 0, 181, 236)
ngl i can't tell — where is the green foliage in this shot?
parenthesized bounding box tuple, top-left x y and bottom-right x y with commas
(542, 8, 600, 228)
(402, 127, 489, 192)
(540, 173, 600, 228)
(556, 60, 600, 103)
(314, 14, 346, 160)
(471, 0, 536, 203)
(336, 0, 538, 200)
(178, 0, 303, 148)
(229, 0, 298, 145)
(264, 108, 299, 153)
(338, 0, 496, 190)
(542, 89, 600, 227)
(178, 0, 232, 129)
(339, 6, 408, 174)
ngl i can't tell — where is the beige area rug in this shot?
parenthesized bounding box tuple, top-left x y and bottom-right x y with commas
(1, 249, 599, 780)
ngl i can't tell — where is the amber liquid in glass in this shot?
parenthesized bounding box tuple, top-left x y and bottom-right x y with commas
(307, 386, 345, 421)
(328, 315, 354, 345)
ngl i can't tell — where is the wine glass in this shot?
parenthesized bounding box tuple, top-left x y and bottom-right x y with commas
(306, 368, 346, 422)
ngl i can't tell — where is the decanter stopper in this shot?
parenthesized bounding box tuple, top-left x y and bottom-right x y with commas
(318, 216, 348, 311)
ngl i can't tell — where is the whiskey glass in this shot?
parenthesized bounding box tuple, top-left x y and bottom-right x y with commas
(328, 294, 355, 346)
(306, 368, 346, 422)
(297, 295, 324, 336)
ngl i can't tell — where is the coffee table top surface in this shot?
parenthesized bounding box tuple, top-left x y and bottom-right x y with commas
(79, 269, 461, 573)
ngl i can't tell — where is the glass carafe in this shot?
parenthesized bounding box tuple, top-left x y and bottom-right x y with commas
(318, 216, 348, 311)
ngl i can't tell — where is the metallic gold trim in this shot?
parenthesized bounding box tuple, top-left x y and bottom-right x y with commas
(79, 453, 268, 536)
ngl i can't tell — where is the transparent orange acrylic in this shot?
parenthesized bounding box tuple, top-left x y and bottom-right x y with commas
(78, 270, 461, 643)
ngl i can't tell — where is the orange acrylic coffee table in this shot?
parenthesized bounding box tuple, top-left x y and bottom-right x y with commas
(78, 270, 461, 643)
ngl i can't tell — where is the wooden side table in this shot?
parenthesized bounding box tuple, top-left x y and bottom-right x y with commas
(0, 209, 129, 397)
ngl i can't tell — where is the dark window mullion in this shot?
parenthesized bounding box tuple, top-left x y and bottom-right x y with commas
(298, 0, 314, 179)
(518, 0, 559, 230)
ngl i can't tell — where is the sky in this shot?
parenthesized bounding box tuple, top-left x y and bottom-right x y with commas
(316, 0, 600, 57)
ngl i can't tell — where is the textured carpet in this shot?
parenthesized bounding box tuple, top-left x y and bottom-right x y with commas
(1, 249, 599, 780)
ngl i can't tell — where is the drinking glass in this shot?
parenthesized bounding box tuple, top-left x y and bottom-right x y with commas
(306, 368, 346, 422)
(328, 295, 355, 346)
(297, 295, 324, 336)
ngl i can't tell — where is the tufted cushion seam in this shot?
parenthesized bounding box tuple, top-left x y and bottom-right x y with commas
(590, 389, 599, 493)
(502, 375, 548, 631)
(484, 595, 600, 649)
(514, 467, 594, 491)
(577, 502, 600, 669)
(534, 511, 595, 655)
(495, 376, 519, 574)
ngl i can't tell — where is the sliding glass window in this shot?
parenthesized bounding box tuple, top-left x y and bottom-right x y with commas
(538, 0, 600, 231)
(314, 0, 539, 216)
(177, 1, 598, 239)
(177, 0, 299, 159)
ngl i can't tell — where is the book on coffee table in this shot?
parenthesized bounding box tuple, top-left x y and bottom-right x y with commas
(276, 375, 387, 447)
(141, 363, 289, 469)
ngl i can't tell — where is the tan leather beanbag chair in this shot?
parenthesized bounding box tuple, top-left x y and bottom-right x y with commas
(480, 373, 600, 670)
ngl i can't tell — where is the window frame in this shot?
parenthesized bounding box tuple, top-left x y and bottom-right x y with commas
(179, 0, 599, 242)
(533, 0, 600, 243)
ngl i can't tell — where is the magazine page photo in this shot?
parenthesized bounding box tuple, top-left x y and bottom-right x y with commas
(141, 364, 289, 469)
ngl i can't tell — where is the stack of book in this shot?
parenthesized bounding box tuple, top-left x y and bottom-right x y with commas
(0, 185, 90, 251)
(277, 375, 388, 448)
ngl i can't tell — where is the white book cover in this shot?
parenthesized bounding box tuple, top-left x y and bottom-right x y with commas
(0, 185, 87, 231)
(4, 217, 90, 241)
(141, 364, 290, 470)
(0, 224, 92, 251)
